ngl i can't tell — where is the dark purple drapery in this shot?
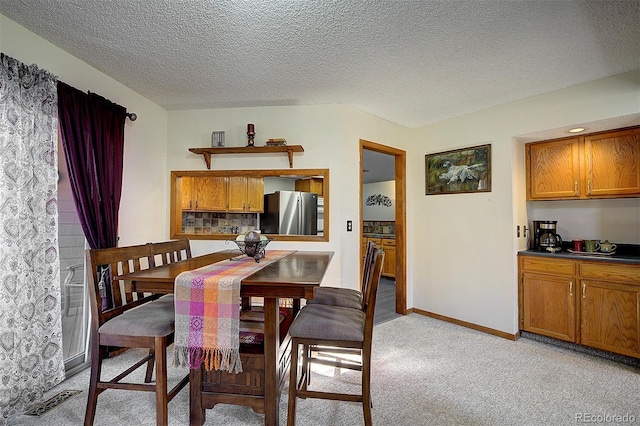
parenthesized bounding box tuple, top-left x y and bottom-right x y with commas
(57, 82, 126, 250)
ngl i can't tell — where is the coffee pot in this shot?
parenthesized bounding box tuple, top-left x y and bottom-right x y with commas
(536, 220, 563, 252)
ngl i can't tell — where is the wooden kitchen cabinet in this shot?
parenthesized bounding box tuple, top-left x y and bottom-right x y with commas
(583, 127, 640, 198)
(526, 138, 580, 200)
(519, 253, 640, 359)
(295, 177, 324, 196)
(228, 176, 264, 213)
(382, 238, 396, 278)
(180, 175, 263, 213)
(526, 126, 640, 200)
(181, 176, 228, 211)
(520, 256, 577, 342)
(580, 262, 640, 358)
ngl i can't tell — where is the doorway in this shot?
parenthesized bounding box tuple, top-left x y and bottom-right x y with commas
(360, 140, 407, 316)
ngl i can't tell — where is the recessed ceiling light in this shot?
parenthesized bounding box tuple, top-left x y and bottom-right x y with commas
(568, 127, 586, 133)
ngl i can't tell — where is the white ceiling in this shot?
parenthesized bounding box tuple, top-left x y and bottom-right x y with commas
(1, 0, 639, 131)
(1, 1, 639, 183)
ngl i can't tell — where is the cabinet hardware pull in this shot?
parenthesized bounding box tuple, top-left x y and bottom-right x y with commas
(195, 201, 198, 209)
(569, 281, 573, 296)
(190, 201, 192, 209)
(574, 181, 578, 194)
(582, 283, 586, 299)
(587, 179, 591, 194)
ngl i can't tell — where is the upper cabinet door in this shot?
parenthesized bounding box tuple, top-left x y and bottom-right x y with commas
(195, 176, 228, 210)
(527, 138, 581, 200)
(245, 177, 264, 213)
(227, 176, 247, 212)
(180, 176, 195, 210)
(584, 128, 640, 198)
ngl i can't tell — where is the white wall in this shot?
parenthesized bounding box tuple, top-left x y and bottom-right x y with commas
(166, 105, 412, 292)
(411, 71, 640, 335)
(527, 198, 640, 244)
(363, 181, 396, 221)
(1, 14, 169, 246)
(5, 13, 638, 335)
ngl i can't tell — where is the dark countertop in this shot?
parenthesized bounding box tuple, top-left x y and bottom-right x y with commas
(363, 233, 395, 239)
(518, 244, 640, 265)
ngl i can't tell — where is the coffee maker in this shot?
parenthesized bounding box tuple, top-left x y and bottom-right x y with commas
(531, 220, 563, 252)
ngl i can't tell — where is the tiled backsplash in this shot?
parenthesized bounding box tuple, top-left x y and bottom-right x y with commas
(182, 212, 258, 235)
(363, 220, 395, 235)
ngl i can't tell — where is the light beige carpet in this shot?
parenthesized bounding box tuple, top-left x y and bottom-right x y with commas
(8, 314, 640, 425)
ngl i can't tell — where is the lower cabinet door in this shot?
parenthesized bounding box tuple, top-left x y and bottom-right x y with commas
(580, 279, 640, 358)
(522, 273, 576, 342)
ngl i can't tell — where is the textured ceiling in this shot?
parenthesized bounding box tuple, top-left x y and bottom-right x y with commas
(1, 0, 639, 130)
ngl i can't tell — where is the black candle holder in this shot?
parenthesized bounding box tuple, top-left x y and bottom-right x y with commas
(247, 131, 255, 147)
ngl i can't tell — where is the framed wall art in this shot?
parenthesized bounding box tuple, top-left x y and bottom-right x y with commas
(425, 144, 491, 195)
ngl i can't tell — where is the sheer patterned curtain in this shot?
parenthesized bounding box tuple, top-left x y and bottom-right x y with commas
(0, 54, 65, 424)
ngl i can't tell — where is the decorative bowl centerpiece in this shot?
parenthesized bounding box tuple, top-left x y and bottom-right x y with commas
(229, 231, 272, 262)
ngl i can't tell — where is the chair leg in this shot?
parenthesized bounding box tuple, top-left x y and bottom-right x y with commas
(145, 348, 155, 383)
(287, 337, 299, 426)
(301, 343, 310, 392)
(154, 337, 169, 426)
(362, 349, 372, 426)
(84, 340, 102, 426)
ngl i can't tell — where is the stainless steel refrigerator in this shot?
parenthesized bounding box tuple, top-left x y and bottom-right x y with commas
(260, 191, 318, 235)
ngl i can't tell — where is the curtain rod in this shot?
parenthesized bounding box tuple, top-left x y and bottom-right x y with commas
(61, 81, 137, 121)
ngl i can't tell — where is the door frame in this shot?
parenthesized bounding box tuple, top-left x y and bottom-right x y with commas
(360, 139, 407, 314)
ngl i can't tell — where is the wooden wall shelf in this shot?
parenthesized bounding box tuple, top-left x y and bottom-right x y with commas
(189, 145, 304, 169)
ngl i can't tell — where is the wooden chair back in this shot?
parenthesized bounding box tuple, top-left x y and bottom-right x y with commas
(359, 241, 377, 307)
(85, 243, 156, 329)
(362, 247, 385, 341)
(150, 238, 192, 266)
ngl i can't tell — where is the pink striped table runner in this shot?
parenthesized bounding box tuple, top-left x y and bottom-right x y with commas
(173, 250, 294, 373)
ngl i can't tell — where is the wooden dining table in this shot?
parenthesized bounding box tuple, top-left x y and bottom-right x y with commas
(119, 249, 334, 426)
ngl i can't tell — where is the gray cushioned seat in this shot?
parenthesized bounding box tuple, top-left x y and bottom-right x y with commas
(306, 287, 362, 310)
(288, 304, 366, 342)
(157, 294, 174, 304)
(99, 299, 175, 337)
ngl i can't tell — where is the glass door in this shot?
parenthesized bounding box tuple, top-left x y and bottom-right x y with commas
(58, 139, 90, 374)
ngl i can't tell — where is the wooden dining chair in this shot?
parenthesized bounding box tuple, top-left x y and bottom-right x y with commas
(287, 246, 385, 426)
(84, 244, 188, 426)
(306, 240, 376, 309)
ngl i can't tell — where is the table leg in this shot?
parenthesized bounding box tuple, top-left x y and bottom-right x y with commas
(189, 367, 205, 426)
(263, 297, 280, 426)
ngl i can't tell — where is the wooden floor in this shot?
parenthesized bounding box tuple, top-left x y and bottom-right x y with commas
(374, 277, 401, 325)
